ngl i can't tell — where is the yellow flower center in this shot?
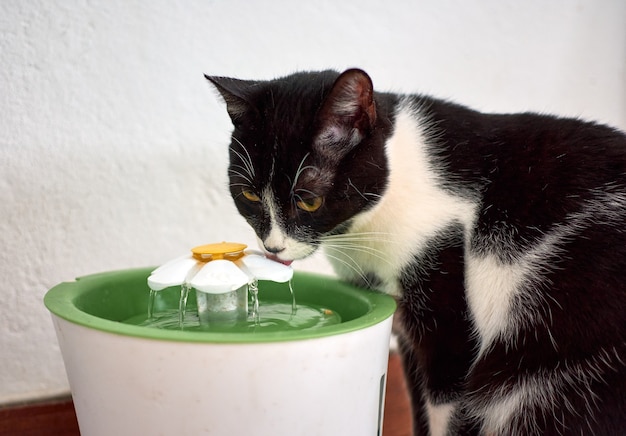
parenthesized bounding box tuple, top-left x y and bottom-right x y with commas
(191, 242, 248, 262)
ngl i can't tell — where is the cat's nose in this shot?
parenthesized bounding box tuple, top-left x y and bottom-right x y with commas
(262, 228, 286, 254)
(263, 244, 284, 254)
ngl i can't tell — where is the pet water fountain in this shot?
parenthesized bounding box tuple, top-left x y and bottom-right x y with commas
(44, 242, 397, 436)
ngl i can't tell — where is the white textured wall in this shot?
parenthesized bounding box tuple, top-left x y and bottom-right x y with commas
(1, 0, 625, 404)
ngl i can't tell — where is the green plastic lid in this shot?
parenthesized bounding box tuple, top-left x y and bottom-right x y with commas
(44, 268, 396, 344)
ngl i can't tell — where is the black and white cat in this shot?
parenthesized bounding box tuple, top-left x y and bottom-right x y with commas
(206, 69, 626, 435)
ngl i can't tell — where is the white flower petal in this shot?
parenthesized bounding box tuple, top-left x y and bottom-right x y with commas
(190, 259, 250, 294)
(239, 254, 293, 283)
(148, 255, 199, 291)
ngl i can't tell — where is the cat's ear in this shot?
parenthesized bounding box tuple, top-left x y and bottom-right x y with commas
(314, 69, 377, 159)
(205, 75, 259, 127)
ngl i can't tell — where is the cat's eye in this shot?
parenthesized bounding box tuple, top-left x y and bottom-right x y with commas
(241, 189, 260, 202)
(296, 197, 323, 212)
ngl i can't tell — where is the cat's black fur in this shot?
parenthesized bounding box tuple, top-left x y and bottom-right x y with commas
(206, 69, 626, 435)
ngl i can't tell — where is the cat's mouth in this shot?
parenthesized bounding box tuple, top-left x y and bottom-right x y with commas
(258, 238, 319, 265)
(265, 253, 294, 266)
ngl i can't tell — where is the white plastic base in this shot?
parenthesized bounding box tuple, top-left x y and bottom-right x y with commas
(52, 315, 393, 436)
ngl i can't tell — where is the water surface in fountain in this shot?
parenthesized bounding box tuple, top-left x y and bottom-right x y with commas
(124, 298, 340, 333)
(126, 278, 340, 333)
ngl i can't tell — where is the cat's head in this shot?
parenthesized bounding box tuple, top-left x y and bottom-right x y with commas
(206, 69, 390, 263)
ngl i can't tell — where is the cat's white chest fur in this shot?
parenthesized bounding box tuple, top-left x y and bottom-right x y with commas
(326, 102, 537, 433)
(330, 103, 476, 295)
(331, 103, 573, 356)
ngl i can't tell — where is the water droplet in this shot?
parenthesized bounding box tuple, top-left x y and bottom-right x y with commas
(179, 284, 190, 328)
(148, 289, 157, 319)
(249, 279, 260, 325)
(288, 279, 297, 316)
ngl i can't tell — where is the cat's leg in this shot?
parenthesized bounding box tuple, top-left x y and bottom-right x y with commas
(397, 336, 430, 436)
(446, 406, 482, 435)
(466, 341, 626, 435)
(463, 220, 626, 434)
(397, 224, 478, 435)
(399, 337, 477, 436)
(398, 331, 479, 436)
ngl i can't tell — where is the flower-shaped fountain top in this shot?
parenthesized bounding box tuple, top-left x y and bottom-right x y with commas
(148, 242, 294, 294)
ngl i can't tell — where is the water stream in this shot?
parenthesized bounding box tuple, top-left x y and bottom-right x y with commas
(137, 279, 340, 333)
(249, 279, 260, 325)
(178, 284, 191, 328)
(147, 289, 157, 319)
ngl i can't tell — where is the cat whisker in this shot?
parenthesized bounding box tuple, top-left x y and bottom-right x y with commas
(347, 178, 382, 201)
(323, 242, 394, 268)
(290, 152, 314, 193)
(348, 178, 369, 201)
(233, 150, 254, 177)
(230, 137, 256, 178)
(229, 149, 255, 181)
(323, 248, 373, 288)
(323, 232, 394, 251)
(322, 232, 397, 245)
(294, 189, 319, 199)
(229, 163, 253, 174)
(321, 230, 400, 269)
(228, 168, 254, 184)
(323, 230, 392, 237)
(324, 241, 387, 254)
(323, 231, 392, 239)
(364, 192, 382, 199)
(229, 183, 253, 189)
